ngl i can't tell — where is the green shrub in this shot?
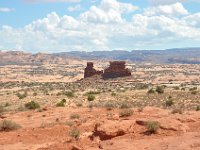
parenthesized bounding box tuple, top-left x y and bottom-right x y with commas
(119, 101, 132, 109)
(24, 101, 40, 110)
(85, 91, 100, 95)
(0, 120, 21, 132)
(0, 105, 5, 114)
(196, 106, 200, 111)
(33, 92, 37, 96)
(171, 108, 183, 114)
(65, 91, 75, 98)
(147, 88, 155, 94)
(4, 102, 10, 107)
(156, 86, 164, 94)
(56, 99, 66, 107)
(119, 109, 133, 117)
(65, 121, 74, 127)
(87, 94, 95, 101)
(104, 101, 117, 111)
(17, 91, 27, 99)
(145, 121, 160, 134)
(191, 91, 197, 95)
(189, 87, 197, 91)
(173, 86, 179, 90)
(76, 102, 82, 107)
(69, 128, 80, 139)
(165, 99, 174, 107)
(70, 114, 80, 119)
(111, 92, 117, 96)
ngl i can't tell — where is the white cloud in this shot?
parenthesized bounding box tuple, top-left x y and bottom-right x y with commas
(0, 0, 200, 52)
(144, 3, 189, 17)
(150, 0, 186, 6)
(80, 0, 138, 24)
(68, 4, 81, 12)
(23, 0, 80, 3)
(0, 8, 15, 12)
(150, 0, 200, 6)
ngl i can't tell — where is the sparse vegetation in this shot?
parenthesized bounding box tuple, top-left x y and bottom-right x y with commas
(65, 91, 75, 98)
(196, 106, 200, 111)
(0, 120, 21, 132)
(145, 121, 160, 134)
(156, 86, 164, 94)
(70, 113, 80, 119)
(17, 91, 27, 99)
(56, 99, 66, 107)
(87, 94, 95, 101)
(165, 98, 174, 107)
(147, 88, 155, 94)
(171, 108, 183, 114)
(65, 121, 74, 127)
(119, 109, 133, 117)
(119, 101, 132, 109)
(69, 128, 80, 139)
(111, 92, 117, 96)
(25, 101, 40, 110)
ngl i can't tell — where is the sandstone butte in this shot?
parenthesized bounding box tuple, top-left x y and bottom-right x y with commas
(84, 61, 131, 79)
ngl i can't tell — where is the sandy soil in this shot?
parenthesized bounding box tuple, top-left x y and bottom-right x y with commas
(0, 107, 200, 150)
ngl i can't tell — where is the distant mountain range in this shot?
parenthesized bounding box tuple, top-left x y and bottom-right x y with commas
(1, 47, 200, 65)
(56, 47, 200, 64)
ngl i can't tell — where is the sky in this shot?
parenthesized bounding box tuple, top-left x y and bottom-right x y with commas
(0, 0, 200, 53)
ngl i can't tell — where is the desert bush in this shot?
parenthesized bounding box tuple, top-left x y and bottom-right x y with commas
(173, 86, 180, 90)
(156, 86, 164, 94)
(119, 101, 132, 109)
(196, 106, 200, 111)
(147, 88, 155, 94)
(189, 87, 197, 91)
(17, 105, 27, 111)
(17, 91, 27, 99)
(65, 91, 75, 98)
(119, 109, 133, 117)
(0, 105, 5, 114)
(33, 92, 37, 96)
(0, 120, 21, 132)
(171, 108, 183, 114)
(24, 101, 40, 110)
(165, 98, 174, 107)
(76, 102, 82, 107)
(65, 121, 74, 127)
(111, 92, 117, 96)
(4, 102, 10, 107)
(145, 121, 160, 134)
(138, 106, 144, 112)
(104, 101, 117, 111)
(56, 92, 62, 96)
(69, 128, 80, 139)
(70, 114, 80, 119)
(191, 91, 197, 95)
(87, 94, 95, 101)
(56, 99, 66, 107)
(85, 91, 100, 95)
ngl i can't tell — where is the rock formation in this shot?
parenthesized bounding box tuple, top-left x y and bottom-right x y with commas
(103, 61, 131, 79)
(84, 62, 103, 78)
(84, 61, 131, 79)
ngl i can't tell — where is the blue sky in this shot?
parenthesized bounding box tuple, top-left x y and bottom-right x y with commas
(0, 0, 200, 52)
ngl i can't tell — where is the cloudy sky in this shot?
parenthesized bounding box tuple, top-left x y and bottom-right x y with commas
(0, 0, 200, 52)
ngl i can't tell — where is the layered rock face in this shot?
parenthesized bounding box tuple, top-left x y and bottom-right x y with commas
(84, 61, 131, 79)
(84, 62, 103, 78)
(102, 61, 131, 79)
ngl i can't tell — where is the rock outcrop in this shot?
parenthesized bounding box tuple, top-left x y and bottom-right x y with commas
(103, 61, 131, 79)
(84, 61, 131, 79)
(84, 62, 103, 78)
